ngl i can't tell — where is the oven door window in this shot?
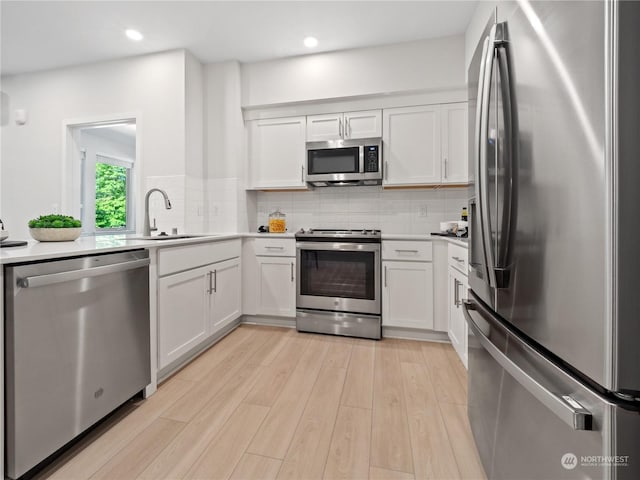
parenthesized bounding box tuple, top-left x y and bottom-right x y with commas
(307, 147, 359, 175)
(300, 249, 375, 299)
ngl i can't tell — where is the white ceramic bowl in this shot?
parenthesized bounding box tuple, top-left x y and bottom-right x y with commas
(29, 227, 82, 242)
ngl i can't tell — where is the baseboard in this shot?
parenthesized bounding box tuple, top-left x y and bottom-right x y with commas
(157, 318, 241, 383)
(241, 315, 297, 328)
(382, 326, 451, 343)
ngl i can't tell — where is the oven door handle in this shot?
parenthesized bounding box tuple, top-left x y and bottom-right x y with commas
(296, 242, 380, 252)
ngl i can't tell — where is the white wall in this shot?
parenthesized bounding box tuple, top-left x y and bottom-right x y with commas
(241, 35, 466, 107)
(184, 51, 205, 233)
(203, 61, 252, 233)
(0, 49, 196, 239)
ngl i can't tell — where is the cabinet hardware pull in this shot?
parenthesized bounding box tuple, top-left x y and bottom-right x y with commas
(452, 256, 464, 262)
(454, 278, 459, 306)
(301, 165, 304, 183)
(384, 265, 388, 288)
(395, 249, 419, 253)
(290, 262, 294, 282)
(265, 246, 284, 250)
(213, 270, 217, 293)
(339, 118, 343, 137)
(208, 271, 213, 294)
(444, 157, 448, 179)
(345, 118, 350, 138)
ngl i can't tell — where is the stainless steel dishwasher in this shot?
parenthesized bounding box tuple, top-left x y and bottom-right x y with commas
(4, 250, 151, 479)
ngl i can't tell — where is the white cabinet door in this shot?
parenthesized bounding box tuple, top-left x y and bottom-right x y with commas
(248, 116, 307, 189)
(383, 105, 442, 185)
(210, 257, 242, 333)
(448, 267, 468, 368)
(344, 110, 382, 139)
(382, 260, 434, 329)
(257, 256, 296, 317)
(306, 113, 342, 141)
(441, 103, 469, 184)
(158, 265, 210, 369)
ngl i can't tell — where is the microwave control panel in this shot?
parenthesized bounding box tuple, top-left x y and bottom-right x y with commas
(364, 146, 379, 172)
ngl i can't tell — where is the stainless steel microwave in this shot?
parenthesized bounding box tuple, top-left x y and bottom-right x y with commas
(305, 137, 382, 187)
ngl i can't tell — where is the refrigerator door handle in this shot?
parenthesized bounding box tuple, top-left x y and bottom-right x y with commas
(494, 22, 518, 289)
(474, 34, 492, 285)
(462, 298, 593, 431)
(479, 24, 498, 289)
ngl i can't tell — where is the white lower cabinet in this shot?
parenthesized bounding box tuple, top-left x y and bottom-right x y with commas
(382, 244, 434, 330)
(448, 245, 469, 367)
(158, 265, 210, 369)
(210, 258, 242, 333)
(257, 256, 296, 317)
(158, 247, 241, 370)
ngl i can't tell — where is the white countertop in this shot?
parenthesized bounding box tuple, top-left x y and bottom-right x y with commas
(1, 231, 466, 264)
(0, 233, 241, 264)
(243, 232, 296, 238)
(381, 233, 468, 248)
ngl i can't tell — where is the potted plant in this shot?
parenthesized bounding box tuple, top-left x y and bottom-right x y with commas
(28, 214, 82, 242)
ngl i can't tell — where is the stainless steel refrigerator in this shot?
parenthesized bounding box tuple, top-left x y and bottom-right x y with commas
(464, 1, 640, 479)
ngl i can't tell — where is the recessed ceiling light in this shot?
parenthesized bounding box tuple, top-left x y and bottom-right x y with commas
(304, 36, 318, 48)
(125, 29, 144, 41)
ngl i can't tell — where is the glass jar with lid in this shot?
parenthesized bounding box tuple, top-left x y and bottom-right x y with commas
(268, 208, 287, 233)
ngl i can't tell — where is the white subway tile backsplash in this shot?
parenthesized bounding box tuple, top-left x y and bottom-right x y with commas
(255, 186, 468, 234)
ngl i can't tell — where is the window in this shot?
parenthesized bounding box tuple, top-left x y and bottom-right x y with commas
(78, 122, 136, 234)
(94, 155, 132, 230)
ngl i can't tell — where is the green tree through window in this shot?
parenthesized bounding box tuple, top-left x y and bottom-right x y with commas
(95, 162, 127, 229)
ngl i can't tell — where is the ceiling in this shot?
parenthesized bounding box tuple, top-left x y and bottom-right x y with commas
(1, 1, 477, 76)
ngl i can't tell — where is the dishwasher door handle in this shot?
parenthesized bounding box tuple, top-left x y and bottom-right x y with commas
(18, 258, 151, 288)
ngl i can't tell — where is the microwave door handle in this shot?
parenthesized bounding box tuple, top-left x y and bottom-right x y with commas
(479, 24, 497, 289)
(359, 146, 365, 173)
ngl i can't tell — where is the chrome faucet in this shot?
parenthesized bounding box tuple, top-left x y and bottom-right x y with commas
(143, 188, 172, 236)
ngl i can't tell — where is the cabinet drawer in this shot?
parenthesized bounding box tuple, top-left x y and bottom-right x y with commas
(448, 243, 468, 275)
(159, 239, 241, 276)
(254, 237, 295, 257)
(382, 240, 432, 262)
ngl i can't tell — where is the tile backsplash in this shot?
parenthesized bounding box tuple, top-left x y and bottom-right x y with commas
(256, 186, 470, 234)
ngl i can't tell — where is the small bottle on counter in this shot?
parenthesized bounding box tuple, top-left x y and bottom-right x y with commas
(461, 207, 468, 222)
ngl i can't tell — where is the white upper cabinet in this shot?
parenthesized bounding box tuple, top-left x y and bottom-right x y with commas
(382, 102, 469, 186)
(307, 110, 382, 141)
(306, 114, 342, 141)
(248, 116, 307, 189)
(441, 103, 469, 184)
(343, 110, 382, 139)
(383, 105, 442, 185)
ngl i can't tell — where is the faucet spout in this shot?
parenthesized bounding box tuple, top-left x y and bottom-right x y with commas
(143, 188, 172, 236)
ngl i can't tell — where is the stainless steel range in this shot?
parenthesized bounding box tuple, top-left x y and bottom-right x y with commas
(296, 229, 381, 339)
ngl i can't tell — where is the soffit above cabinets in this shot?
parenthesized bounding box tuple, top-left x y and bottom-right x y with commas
(1, 1, 477, 75)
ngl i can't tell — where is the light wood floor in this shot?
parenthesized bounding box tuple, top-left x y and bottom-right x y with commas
(36, 325, 486, 480)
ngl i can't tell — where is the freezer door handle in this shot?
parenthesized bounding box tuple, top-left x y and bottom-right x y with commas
(462, 299, 593, 431)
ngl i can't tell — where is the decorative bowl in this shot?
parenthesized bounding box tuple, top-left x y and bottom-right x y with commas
(29, 227, 82, 242)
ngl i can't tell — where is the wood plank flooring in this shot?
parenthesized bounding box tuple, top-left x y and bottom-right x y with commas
(36, 325, 486, 480)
